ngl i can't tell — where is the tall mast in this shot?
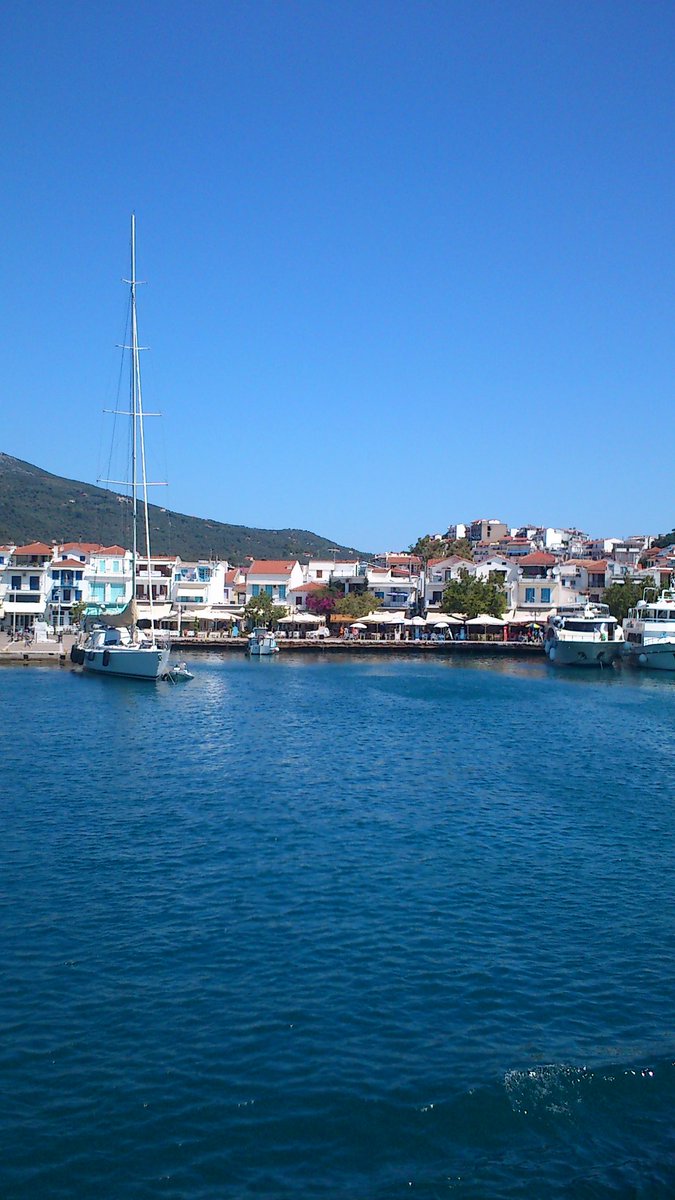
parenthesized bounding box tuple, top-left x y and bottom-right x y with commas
(130, 213, 138, 595)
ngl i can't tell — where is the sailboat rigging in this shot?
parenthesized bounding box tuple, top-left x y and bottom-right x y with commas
(72, 215, 175, 681)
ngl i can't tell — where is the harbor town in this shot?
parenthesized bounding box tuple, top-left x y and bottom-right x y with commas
(2, 516, 674, 665)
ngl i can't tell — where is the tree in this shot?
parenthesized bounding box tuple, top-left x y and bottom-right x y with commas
(446, 539, 473, 561)
(70, 600, 87, 626)
(409, 535, 447, 562)
(440, 569, 506, 619)
(306, 584, 342, 618)
(332, 591, 383, 619)
(409, 534, 473, 562)
(602, 576, 657, 622)
(244, 592, 287, 628)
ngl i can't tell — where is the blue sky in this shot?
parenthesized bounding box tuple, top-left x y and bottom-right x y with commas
(2, 1, 675, 552)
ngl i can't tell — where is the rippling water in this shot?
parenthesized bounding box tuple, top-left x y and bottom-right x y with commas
(1, 654, 674, 1198)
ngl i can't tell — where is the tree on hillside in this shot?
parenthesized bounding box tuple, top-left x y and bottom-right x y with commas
(446, 539, 473, 561)
(332, 591, 383, 619)
(244, 592, 287, 628)
(441, 569, 506, 619)
(602, 576, 657, 623)
(409, 535, 448, 562)
(409, 534, 473, 562)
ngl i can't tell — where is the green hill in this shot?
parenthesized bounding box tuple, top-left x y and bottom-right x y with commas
(0, 453, 369, 563)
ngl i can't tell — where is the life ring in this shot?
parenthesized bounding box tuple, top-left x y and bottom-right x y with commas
(102, 649, 111, 667)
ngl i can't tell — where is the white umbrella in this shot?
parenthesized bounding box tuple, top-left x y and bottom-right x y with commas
(465, 613, 507, 626)
(350, 622, 367, 630)
(278, 611, 323, 624)
(362, 612, 387, 624)
(434, 620, 450, 629)
(426, 612, 462, 625)
(410, 615, 427, 626)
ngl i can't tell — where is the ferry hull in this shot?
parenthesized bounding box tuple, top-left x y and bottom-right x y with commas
(82, 645, 171, 680)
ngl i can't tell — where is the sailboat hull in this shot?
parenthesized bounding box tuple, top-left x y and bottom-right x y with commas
(82, 645, 171, 680)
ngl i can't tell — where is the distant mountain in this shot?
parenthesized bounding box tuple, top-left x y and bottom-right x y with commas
(0, 453, 369, 563)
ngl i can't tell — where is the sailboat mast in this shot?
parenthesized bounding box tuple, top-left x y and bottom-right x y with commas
(130, 213, 138, 596)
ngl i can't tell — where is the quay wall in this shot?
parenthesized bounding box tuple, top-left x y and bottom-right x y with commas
(173, 637, 544, 657)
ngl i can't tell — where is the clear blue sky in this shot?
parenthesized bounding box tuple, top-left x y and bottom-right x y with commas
(2, 1, 674, 551)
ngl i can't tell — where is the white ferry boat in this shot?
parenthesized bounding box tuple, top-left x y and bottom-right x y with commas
(622, 588, 675, 670)
(544, 603, 623, 666)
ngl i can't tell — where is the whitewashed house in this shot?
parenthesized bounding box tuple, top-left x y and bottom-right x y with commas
(245, 560, 304, 609)
(83, 545, 132, 617)
(424, 555, 476, 608)
(172, 559, 236, 629)
(1, 542, 54, 632)
(366, 565, 420, 611)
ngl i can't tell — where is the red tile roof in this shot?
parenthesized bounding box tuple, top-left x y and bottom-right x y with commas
(247, 560, 298, 575)
(519, 551, 557, 567)
(52, 558, 86, 569)
(13, 542, 52, 556)
(289, 582, 326, 593)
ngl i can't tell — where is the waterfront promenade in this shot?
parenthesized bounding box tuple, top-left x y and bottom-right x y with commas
(0, 630, 543, 665)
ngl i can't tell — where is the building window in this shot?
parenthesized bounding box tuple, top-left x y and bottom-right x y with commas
(11, 576, 21, 591)
(251, 584, 260, 597)
(316, 570, 323, 579)
(279, 585, 287, 599)
(541, 588, 551, 603)
(30, 576, 40, 591)
(525, 587, 535, 603)
(63, 589, 71, 601)
(264, 585, 273, 597)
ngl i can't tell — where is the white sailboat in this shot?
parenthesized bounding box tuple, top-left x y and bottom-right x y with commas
(73, 215, 171, 681)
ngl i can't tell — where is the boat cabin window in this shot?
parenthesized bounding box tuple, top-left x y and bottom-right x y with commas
(564, 620, 609, 633)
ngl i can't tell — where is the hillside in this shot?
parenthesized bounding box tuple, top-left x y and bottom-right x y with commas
(0, 453, 368, 563)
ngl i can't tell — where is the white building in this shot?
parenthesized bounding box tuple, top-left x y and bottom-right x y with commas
(366, 565, 420, 611)
(245, 560, 304, 608)
(1, 542, 54, 632)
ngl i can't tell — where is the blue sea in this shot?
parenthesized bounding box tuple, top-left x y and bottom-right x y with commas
(1, 654, 674, 1198)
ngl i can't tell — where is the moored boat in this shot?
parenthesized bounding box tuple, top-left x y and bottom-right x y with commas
(622, 588, 675, 670)
(72, 216, 176, 682)
(247, 627, 279, 655)
(544, 603, 623, 666)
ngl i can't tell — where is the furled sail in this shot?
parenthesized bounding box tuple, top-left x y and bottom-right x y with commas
(103, 598, 139, 628)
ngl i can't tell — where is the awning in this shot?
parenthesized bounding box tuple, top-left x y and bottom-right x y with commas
(465, 613, 507, 626)
(3, 601, 46, 614)
(136, 603, 173, 621)
(278, 612, 324, 624)
(505, 609, 554, 624)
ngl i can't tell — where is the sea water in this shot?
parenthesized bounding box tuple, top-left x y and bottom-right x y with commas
(1, 655, 674, 1198)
